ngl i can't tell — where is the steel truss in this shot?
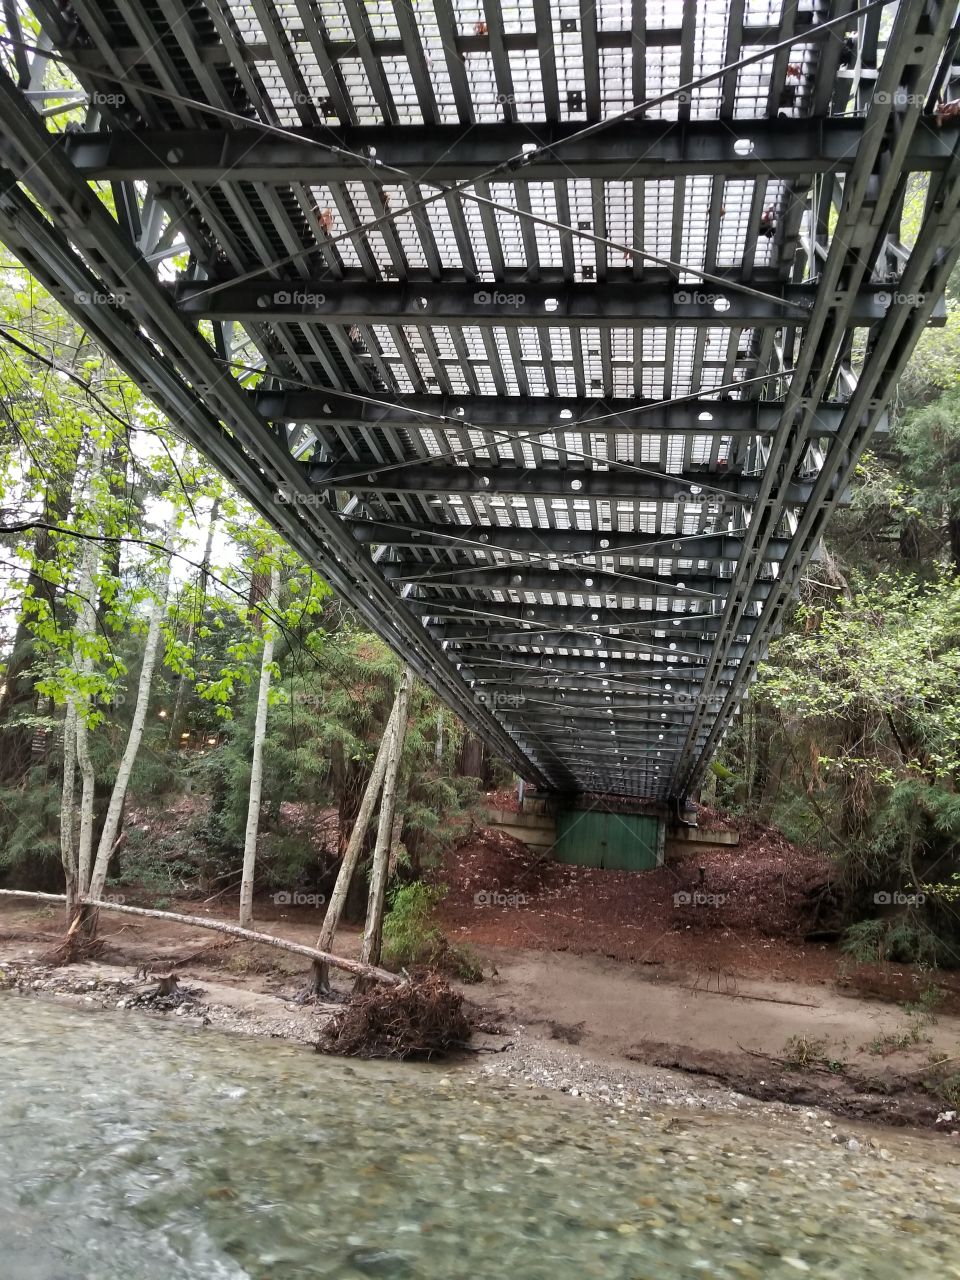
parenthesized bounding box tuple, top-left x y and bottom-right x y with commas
(1, 0, 960, 803)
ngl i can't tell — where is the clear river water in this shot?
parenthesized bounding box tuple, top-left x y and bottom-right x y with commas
(2, 995, 960, 1279)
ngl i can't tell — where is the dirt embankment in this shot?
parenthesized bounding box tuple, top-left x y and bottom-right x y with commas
(431, 820, 960, 1130)
(438, 822, 833, 978)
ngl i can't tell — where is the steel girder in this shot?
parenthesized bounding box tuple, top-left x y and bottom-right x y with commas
(1, 0, 959, 806)
(390, 567, 775, 598)
(255, 392, 861, 436)
(431, 615, 739, 642)
(60, 119, 956, 183)
(422, 602, 754, 634)
(174, 279, 905, 329)
(308, 463, 823, 503)
(459, 663, 730, 691)
(428, 627, 748, 660)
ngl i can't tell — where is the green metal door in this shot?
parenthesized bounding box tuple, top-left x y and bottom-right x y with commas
(554, 809, 602, 866)
(554, 809, 661, 870)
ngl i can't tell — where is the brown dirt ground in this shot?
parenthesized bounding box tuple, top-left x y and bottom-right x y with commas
(439, 826, 830, 980)
(435, 826, 960, 1011)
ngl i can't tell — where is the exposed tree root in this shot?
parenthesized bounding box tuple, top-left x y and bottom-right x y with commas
(317, 972, 471, 1060)
(42, 907, 105, 965)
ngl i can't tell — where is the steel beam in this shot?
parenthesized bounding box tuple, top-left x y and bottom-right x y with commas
(255, 391, 855, 437)
(510, 709, 694, 728)
(61, 118, 898, 184)
(489, 695, 701, 712)
(381, 537, 788, 583)
(463, 665, 733, 689)
(310, 461, 819, 503)
(507, 717, 689, 736)
(407, 573, 773, 601)
(432, 626, 746, 659)
(409, 596, 773, 627)
(506, 718, 688, 737)
(510, 688, 712, 712)
(506, 733, 682, 749)
(401, 576, 747, 599)
(174, 279, 903, 328)
(418, 599, 758, 631)
(345, 520, 789, 560)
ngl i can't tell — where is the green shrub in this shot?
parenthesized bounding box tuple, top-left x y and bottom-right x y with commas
(112, 825, 199, 901)
(382, 881, 447, 969)
(842, 917, 948, 966)
(0, 773, 63, 890)
(382, 881, 483, 981)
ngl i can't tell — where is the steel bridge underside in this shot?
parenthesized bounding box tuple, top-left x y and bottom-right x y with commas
(1, 0, 960, 804)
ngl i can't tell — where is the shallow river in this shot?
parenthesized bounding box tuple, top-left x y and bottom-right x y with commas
(2, 996, 960, 1279)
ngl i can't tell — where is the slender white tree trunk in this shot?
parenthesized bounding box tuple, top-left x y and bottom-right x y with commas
(60, 444, 103, 914)
(361, 667, 414, 967)
(73, 528, 102, 896)
(310, 687, 404, 992)
(74, 713, 96, 895)
(238, 563, 279, 928)
(87, 522, 176, 905)
(316, 691, 401, 950)
(59, 702, 78, 918)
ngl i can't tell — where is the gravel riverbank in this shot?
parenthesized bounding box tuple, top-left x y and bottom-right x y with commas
(3, 952, 950, 1155)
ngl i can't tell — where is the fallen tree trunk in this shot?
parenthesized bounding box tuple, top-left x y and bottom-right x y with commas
(0, 890, 401, 986)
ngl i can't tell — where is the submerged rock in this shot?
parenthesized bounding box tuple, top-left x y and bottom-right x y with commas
(347, 1248, 414, 1278)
